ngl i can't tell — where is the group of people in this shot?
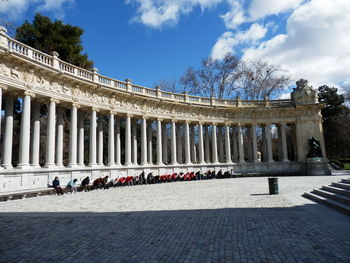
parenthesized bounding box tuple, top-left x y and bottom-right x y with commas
(52, 169, 234, 195)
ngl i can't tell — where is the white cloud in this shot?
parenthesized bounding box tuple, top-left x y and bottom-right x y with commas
(126, 0, 222, 28)
(242, 0, 350, 87)
(221, 0, 246, 30)
(249, 0, 304, 20)
(0, 0, 74, 20)
(211, 23, 267, 59)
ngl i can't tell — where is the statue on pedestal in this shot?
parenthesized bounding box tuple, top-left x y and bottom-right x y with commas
(307, 136, 323, 158)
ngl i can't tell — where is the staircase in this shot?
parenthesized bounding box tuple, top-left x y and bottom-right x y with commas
(302, 178, 350, 216)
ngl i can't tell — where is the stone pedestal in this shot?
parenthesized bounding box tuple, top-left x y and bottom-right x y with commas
(306, 159, 330, 175)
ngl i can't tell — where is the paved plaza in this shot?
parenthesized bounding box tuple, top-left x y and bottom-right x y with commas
(1, 175, 350, 263)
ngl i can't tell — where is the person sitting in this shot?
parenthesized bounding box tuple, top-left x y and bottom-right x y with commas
(52, 177, 64, 195)
(67, 178, 78, 193)
(126, 176, 133, 186)
(93, 177, 103, 189)
(81, 176, 90, 192)
(102, 176, 109, 189)
(217, 169, 223, 179)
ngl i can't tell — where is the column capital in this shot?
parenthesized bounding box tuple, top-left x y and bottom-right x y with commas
(126, 113, 133, 118)
(224, 122, 233, 126)
(157, 118, 163, 121)
(109, 110, 117, 115)
(141, 116, 149, 120)
(0, 84, 8, 90)
(92, 107, 100, 112)
(72, 102, 80, 108)
(49, 98, 60, 104)
(24, 90, 35, 97)
(171, 119, 177, 123)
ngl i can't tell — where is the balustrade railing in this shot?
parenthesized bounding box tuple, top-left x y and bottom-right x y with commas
(0, 31, 293, 108)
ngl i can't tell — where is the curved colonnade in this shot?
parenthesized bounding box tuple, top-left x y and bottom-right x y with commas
(0, 27, 328, 193)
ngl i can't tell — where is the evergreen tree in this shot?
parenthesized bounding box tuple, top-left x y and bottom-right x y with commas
(15, 13, 93, 70)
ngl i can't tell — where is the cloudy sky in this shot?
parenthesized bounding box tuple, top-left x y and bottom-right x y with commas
(1, 0, 349, 92)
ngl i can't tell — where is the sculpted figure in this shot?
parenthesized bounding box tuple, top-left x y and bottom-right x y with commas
(307, 136, 323, 158)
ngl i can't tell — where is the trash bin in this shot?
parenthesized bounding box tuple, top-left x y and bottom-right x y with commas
(268, 177, 278, 194)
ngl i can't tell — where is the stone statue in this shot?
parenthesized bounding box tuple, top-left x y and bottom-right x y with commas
(291, 79, 318, 105)
(307, 136, 323, 158)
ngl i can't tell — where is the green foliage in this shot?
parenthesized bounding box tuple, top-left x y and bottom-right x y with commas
(318, 85, 350, 159)
(318, 85, 345, 119)
(15, 13, 93, 70)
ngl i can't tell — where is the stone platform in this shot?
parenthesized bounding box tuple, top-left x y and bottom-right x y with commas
(0, 175, 350, 262)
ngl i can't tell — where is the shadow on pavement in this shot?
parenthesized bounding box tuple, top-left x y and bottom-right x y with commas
(0, 204, 350, 263)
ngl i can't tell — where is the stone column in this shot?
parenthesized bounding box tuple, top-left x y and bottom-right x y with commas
(108, 112, 115, 166)
(198, 123, 205, 164)
(177, 124, 183, 164)
(156, 118, 163, 165)
(237, 124, 245, 163)
(147, 121, 153, 165)
(225, 124, 232, 163)
(18, 92, 32, 168)
(212, 124, 218, 164)
(141, 117, 147, 166)
(218, 126, 224, 163)
(131, 119, 137, 165)
(232, 126, 238, 163)
(97, 116, 104, 166)
(124, 115, 132, 166)
(265, 123, 274, 162)
(251, 124, 258, 162)
(262, 125, 268, 162)
(314, 119, 327, 161)
(115, 117, 121, 165)
(45, 98, 57, 168)
(3, 97, 14, 168)
(204, 125, 210, 163)
(280, 122, 289, 162)
(184, 121, 191, 165)
(68, 104, 78, 167)
(162, 122, 168, 164)
(295, 121, 303, 161)
(89, 109, 97, 167)
(78, 112, 85, 166)
(171, 121, 177, 165)
(55, 108, 64, 167)
(31, 102, 40, 168)
(246, 126, 253, 162)
(190, 124, 196, 163)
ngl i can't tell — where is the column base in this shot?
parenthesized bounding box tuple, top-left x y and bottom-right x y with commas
(88, 163, 98, 168)
(2, 164, 13, 169)
(17, 164, 32, 169)
(282, 159, 289, 162)
(107, 163, 116, 167)
(44, 163, 56, 168)
(68, 164, 79, 168)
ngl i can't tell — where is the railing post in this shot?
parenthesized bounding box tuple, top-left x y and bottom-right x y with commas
(156, 85, 161, 98)
(264, 95, 270, 107)
(210, 96, 215, 105)
(184, 91, 189, 103)
(236, 96, 242, 107)
(126, 79, 132, 92)
(0, 26, 8, 51)
(52, 51, 60, 69)
(93, 68, 99, 83)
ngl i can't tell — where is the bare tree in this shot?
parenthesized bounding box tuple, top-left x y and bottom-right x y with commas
(180, 54, 240, 99)
(154, 78, 179, 93)
(235, 60, 290, 100)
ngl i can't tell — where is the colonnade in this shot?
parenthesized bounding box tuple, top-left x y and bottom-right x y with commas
(0, 91, 296, 170)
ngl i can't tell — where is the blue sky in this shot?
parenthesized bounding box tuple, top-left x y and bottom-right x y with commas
(1, 0, 350, 93)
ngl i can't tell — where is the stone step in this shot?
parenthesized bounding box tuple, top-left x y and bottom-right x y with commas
(341, 178, 350, 184)
(302, 192, 350, 216)
(312, 189, 350, 206)
(332, 182, 350, 190)
(321, 185, 350, 197)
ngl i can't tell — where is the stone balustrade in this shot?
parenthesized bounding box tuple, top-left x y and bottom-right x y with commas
(0, 26, 329, 193)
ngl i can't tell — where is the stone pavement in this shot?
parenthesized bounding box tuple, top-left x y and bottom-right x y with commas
(0, 175, 350, 263)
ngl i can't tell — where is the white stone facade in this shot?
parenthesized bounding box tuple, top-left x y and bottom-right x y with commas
(0, 26, 329, 193)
